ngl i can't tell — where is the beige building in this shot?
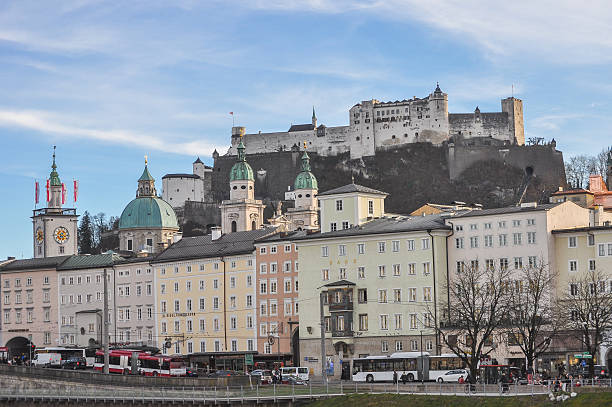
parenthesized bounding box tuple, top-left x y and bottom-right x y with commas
(295, 183, 451, 379)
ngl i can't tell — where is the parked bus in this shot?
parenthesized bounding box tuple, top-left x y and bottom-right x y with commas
(35, 347, 97, 367)
(352, 352, 465, 383)
(280, 366, 310, 382)
(93, 350, 186, 376)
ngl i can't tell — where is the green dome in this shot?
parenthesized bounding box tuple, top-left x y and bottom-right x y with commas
(230, 139, 254, 181)
(294, 150, 318, 190)
(119, 197, 179, 230)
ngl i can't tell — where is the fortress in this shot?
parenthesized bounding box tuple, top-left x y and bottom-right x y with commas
(226, 84, 524, 159)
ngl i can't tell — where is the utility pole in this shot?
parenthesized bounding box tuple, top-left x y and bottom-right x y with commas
(319, 290, 327, 382)
(103, 267, 109, 374)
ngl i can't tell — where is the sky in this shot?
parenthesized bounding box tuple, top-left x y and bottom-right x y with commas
(1, 0, 612, 259)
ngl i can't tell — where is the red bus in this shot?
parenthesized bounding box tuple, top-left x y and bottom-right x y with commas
(93, 350, 186, 376)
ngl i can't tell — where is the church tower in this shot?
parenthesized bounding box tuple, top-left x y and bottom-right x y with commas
(32, 147, 78, 258)
(220, 130, 265, 234)
(285, 143, 319, 231)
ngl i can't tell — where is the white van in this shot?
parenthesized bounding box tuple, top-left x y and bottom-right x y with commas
(281, 366, 310, 382)
(32, 352, 61, 368)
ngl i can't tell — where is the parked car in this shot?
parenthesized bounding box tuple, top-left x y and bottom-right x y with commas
(185, 368, 198, 377)
(285, 375, 308, 386)
(31, 353, 61, 368)
(61, 357, 87, 370)
(259, 370, 273, 384)
(437, 369, 468, 383)
(213, 370, 236, 377)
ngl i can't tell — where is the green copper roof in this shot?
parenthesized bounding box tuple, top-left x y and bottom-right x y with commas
(139, 165, 155, 181)
(49, 148, 61, 186)
(119, 197, 179, 230)
(294, 151, 318, 190)
(230, 139, 254, 181)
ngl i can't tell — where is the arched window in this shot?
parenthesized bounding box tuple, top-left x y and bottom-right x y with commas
(252, 221, 257, 231)
(231, 221, 237, 233)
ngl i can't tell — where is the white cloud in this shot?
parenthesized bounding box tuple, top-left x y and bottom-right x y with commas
(0, 110, 224, 156)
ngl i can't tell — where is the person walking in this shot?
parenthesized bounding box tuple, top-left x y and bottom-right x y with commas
(401, 371, 408, 384)
(393, 370, 398, 384)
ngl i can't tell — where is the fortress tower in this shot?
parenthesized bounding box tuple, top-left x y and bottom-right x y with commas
(501, 97, 525, 145)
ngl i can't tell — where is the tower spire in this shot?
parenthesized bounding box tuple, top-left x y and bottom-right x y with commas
(312, 106, 317, 127)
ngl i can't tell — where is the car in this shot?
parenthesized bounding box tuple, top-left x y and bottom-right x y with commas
(284, 375, 307, 386)
(213, 370, 235, 377)
(250, 369, 264, 376)
(259, 370, 273, 384)
(185, 368, 198, 377)
(61, 357, 87, 370)
(437, 369, 468, 383)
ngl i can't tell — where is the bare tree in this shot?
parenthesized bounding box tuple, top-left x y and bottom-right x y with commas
(433, 264, 511, 383)
(593, 146, 612, 180)
(565, 155, 596, 189)
(505, 263, 558, 373)
(557, 270, 612, 377)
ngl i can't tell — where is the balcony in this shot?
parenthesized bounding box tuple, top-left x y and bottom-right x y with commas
(329, 299, 353, 312)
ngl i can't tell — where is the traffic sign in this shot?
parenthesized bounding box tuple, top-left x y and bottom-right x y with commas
(574, 353, 592, 359)
(245, 354, 253, 365)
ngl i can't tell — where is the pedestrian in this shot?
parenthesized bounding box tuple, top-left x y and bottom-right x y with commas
(401, 371, 407, 384)
(393, 370, 398, 384)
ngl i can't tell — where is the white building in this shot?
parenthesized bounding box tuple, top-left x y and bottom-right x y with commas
(162, 158, 213, 208)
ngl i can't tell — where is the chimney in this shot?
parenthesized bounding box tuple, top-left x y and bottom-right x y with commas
(211, 227, 222, 241)
(590, 205, 603, 227)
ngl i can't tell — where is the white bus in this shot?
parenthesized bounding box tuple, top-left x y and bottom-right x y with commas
(281, 366, 310, 382)
(352, 352, 465, 382)
(35, 347, 97, 367)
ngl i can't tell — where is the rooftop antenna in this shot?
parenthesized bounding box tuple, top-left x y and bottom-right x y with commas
(512, 84, 514, 98)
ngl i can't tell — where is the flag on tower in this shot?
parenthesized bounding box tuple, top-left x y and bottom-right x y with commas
(35, 181, 39, 204)
(73, 180, 79, 203)
(61, 183, 66, 205)
(229, 112, 233, 115)
(46, 179, 50, 202)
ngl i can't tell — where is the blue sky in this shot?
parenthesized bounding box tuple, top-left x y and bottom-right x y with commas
(1, 0, 612, 259)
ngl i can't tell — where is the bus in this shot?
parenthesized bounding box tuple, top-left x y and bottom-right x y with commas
(281, 366, 310, 382)
(35, 347, 98, 367)
(93, 350, 186, 376)
(352, 352, 465, 383)
(478, 364, 522, 384)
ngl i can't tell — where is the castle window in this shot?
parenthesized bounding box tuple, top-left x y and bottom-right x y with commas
(146, 238, 153, 247)
(241, 185, 246, 189)
(252, 221, 257, 230)
(305, 194, 310, 197)
(392, 135, 396, 139)
(232, 186, 237, 190)
(404, 134, 408, 137)
(231, 221, 237, 233)
(249, 186, 253, 189)
(127, 240, 133, 251)
(356, 137, 360, 141)
(297, 194, 302, 198)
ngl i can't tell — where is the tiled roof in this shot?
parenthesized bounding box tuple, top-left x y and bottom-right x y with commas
(162, 173, 200, 179)
(255, 230, 308, 243)
(291, 214, 450, 241)
(57, 253, 125, 270)
(288, 124, 315, 132)
(1, 255, 72, 272)
(152, 227, 279, 263)
(449, 203, 562, 218)
(317, 183, 388, 197)
(551, 189, 592, 196)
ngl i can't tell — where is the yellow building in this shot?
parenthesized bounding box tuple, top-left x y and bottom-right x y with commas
(552, 223, 612, 370)
(152, 227, 277, 361)
(295, 183, 451, 379)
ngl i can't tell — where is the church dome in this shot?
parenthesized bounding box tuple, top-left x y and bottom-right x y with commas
(119, 196, 179, 230)
(230, 139, 254, 181)
(294, 150, 318, 190)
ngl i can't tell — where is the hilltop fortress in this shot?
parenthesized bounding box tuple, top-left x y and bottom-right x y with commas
(226, 84, 524, 159)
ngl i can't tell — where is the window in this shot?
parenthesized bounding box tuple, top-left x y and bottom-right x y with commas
(321, 269, 329, 281)
(421, 238, 430, 250)
(394, 314, 402, 330)
(499, 258, 508, 270)
(393, 289, 401, 303)
(213, 297, 219, 310)
(599, 244, 606, 256)
(260, 263, 267, 274)
(358, 289, 367, 303)
(378, 242, 386, 253)
(270, 245, 277, 254)
(284, 244, 291, 253)
(470, 223, 478, 230)
(528, 256, 538, 267)
(527, 218, 535, 226)
(409, 314, 417, 329)
(378, 265, 386, 278)
(484, 222, 492, 229)
(283, 261, 291, 273)
(359, 314, 368, 331)
(338, 244, 346, 256)
(321, 246, 329, 257)
(368, 200, 374, 214)
(174, 300, 180, 312)
(527, 232, 536, 244)
(406, 240, 415, 251)
(270, 301, 277, 316)
(423, 287, 432, 302)
(342, 221, 349, 230)
(569, 260, 577, 272)
(336, 200, 343, 211)
(260, 302, 267, 316)
(378, 289, 387, 303)
(499, 234, 507, 246)
(422, 262, 431, 275)
(514, 257, 523, 269)
(512, 220, 521, 227)
(485, 259, 494, 271)
(407, 263, 416, 275)
(379, 314, 388, 330)
(392, 264, 401, 276)
(469, 236, 478, 248)
(230, 277, 236, 288)
(381, 340, 389, 353)
(392, 240, 400, 252)
(270, 280, 277, 294)
(260, 246, 267, 254)
(358, 267, 365, 279)
(339, 268, 346, 279)
(588, 235, 595, 246)
(589, 259, 596, 271)
(569, 236, 577, 248)
(357, 243, 365, 254)
(470, 260, 479, 271)
(513, 233, 522, 245)
(426, 340, 433, 351)
(260, 280, 267, 294)
(456, 261, 465, 273)
(330, 222, 337, 232)
(484, 235, 493, 247)
(174, 282, 179, 292)
(409, 288, 416, 302)
(213, 279, 219, 289)
(498, 221, 506, 228)
(455, 237, 464, 249)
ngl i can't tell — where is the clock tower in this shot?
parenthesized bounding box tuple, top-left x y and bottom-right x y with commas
(32, 147, 78, 258)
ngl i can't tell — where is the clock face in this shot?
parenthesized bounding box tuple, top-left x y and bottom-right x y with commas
(35, 228, 44, 244)
(54, 227, 69, 244)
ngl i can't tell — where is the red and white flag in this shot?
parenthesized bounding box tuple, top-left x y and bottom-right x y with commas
(73, 180, 79, 203)
(61, 183, 66, 205)
(46, 179, 50, 202)
(229, 112, 233, 115)
(35, 181, 40, 204)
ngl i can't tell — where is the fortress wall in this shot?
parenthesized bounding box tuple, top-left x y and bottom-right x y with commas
(449, 112, 512, 142)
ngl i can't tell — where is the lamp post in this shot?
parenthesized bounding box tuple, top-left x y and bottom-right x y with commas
(420, 330, 424, 383)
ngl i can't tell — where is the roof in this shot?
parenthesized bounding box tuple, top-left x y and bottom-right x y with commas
(255, 230, 308, 244)
(324, 279, 356, 287)
(294, 151, 318, 190)
(162, 173, 200, 179)
(119, 197, 179, 230)
(230, 139, 254, 182)
(291, 214, 450, 241)
(1, 255, 71, 272)
(288, 124, 315, 132)
(57, 253, 124, 270)
(552, 225, 612, 234)
(317, 183, 388, 197)
(551, 189, 593, 196)
(449, 203, 562, 219)
(194, 157, 203, 164)
(138, 165, 155, 181)
(152, 227, 279, 263)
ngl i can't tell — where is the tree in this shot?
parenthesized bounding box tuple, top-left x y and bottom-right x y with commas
(433, 264, 511, 383)
(78, 211, 94, 254)
(505, 263, 558, 373)
(565, 155, 595, 189)
(558, 270, 612, 378)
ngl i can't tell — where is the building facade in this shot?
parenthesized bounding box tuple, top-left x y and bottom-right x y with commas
(162, 157, 213, 208)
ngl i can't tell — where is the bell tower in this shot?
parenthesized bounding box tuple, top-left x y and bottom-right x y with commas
(286, 142, 319, 231)
(32, 146, 78, 258)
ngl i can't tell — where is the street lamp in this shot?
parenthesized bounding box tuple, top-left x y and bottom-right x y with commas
(420, 330, 424, 383)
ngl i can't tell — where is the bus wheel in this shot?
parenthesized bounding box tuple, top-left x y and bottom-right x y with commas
(437, 377, 443, 383)
(407, 373, 414, 382)
(366, 374, 374, 383)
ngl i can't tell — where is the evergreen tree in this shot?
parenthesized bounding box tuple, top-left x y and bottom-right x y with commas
(78, 211, 95, 254)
